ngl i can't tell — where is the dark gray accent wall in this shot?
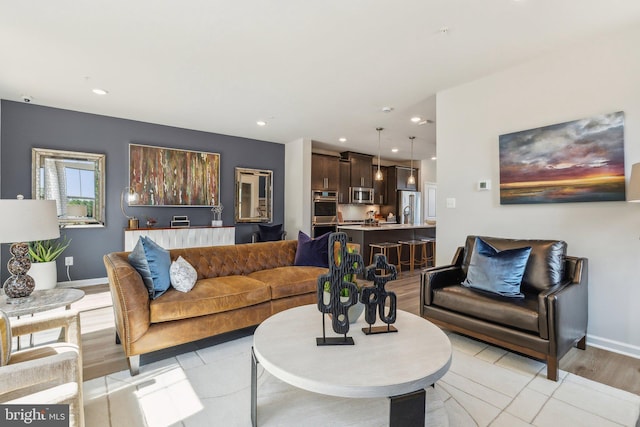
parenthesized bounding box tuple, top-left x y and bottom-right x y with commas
(0, 100, 285, 281)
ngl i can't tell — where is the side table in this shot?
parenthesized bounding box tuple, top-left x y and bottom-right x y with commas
(0, 288, 85, 349)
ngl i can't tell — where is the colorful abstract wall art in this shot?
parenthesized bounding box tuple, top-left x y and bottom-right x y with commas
(499, 111, 625, 204)
(129, 144, 220, 206)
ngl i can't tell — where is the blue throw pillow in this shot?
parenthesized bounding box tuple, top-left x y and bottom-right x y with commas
(294, 231, 330, 268)
(462, 237, 532, 298)
(258, 223, 283, 242)
(128, 236, 172, 299)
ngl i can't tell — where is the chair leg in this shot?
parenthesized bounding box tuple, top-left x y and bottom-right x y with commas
(546, 356, 559, 381)
(128, 355, 140, 376)
(577, 335, 587, 350)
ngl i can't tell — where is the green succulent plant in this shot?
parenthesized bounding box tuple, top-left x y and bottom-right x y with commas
(28, 236, 71, 263)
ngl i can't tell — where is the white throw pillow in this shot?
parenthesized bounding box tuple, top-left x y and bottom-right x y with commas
(169, 256, 197, 292)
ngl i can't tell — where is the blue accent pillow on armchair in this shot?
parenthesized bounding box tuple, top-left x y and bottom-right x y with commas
(258, 223, 284, 242)
(128, 236, 172, 299)
(294, 231, 330, 268)
(462, 237, 532, 298)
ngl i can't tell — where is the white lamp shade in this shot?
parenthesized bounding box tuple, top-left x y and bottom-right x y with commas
(0, 199, 60, 243)
(628, 163, 640, 202)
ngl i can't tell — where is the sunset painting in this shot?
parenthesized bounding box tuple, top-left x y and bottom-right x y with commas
(129, 144, 220, 206)
(499, 111, 625, 204)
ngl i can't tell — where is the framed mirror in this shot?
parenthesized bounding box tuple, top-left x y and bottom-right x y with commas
(235, 167, 273, 223)
(32, 148, 106, 228)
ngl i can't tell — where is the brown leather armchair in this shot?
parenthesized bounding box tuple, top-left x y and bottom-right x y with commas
(420, 236, 588, 381)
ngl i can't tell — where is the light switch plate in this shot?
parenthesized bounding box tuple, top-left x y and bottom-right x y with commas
(446, 197, 456, 208)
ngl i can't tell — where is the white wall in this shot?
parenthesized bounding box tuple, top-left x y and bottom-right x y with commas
(285, 138, 312, 238)
(436, 25, 640, 357)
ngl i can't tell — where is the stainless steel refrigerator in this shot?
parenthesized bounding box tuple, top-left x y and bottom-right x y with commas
(397, 190, 422, 225)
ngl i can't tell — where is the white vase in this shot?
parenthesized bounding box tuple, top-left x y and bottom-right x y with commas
(29, 261, 58, 290)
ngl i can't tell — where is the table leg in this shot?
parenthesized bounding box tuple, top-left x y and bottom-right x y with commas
(389, 388, 425, 427)
(410, 245, 415, 271)
(251, 346, 258, 427)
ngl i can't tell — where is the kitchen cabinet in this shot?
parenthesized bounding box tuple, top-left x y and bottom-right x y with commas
(312, 153, 339, 191)
(388, 166, 419, 192)
(338, 160, 350, 204)
(341, 152, 373, 188)
(372, 165, 387, 205)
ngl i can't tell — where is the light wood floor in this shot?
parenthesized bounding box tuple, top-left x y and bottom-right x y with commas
(76, 271, 640, 395)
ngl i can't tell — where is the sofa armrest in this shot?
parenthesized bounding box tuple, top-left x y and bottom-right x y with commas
(103, 253, 151, 355)
(420, 265, 465, 311)
(545, 256, 588, 356)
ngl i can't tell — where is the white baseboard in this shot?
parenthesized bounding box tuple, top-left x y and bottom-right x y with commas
(587, 334, 640, 359)
(56, 277, 108, 289)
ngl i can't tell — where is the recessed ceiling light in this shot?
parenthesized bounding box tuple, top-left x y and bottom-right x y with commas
(256, 120, 267, 126)
(92, 88, 108, 95)
(339, 137, 347, 143)
(411, 116, 421, 123)
(391, 148, 399, 153)
(381, 106, 394, 113)
(431, 156, 437, 160)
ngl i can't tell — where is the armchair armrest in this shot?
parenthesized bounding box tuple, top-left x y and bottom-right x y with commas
(0, 351, 79, 398)
(545, 257, 588, 356)
(10, 309, 81, 347)
(420, 265, 465, 311)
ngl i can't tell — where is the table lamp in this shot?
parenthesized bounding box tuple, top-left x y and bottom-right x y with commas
(0, 196, 59, 303)
(121, 186, 139, 229)
(627, 163, 640, 202)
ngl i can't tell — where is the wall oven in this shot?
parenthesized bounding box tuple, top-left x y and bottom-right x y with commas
(312, 190, 337, 237)
(349, 187, 375, 204)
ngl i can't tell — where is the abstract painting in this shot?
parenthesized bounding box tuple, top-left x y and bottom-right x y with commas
(499, 111, 625, 204)
(129, 144, 220, 206)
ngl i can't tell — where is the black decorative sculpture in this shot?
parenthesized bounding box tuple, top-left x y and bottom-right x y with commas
(316, 232, 363, 345)
(361, 254, 398, 334)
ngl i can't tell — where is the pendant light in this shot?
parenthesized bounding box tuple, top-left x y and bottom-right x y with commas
(375, 127, 384, 181)
(407, 136, 416, 186)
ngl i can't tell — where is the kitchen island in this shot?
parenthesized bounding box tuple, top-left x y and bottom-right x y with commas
(337, 223, 436, 271)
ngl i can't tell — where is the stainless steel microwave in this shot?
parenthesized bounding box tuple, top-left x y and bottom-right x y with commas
(349, 187, 375, 204)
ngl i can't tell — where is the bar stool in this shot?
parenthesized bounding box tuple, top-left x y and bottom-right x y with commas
(399, 240, 427, 272)
(420, 237, 436, 268)
(369, 242, 402, 273)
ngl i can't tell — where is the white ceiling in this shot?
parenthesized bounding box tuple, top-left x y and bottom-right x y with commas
(1, 1, 639, 161)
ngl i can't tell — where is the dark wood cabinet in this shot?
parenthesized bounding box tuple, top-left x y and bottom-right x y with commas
(311, 154, 339, 191)
(341, 152, 373, 188)
(372, 165, 387, 205)
(338, 160, 351, 204)
(395, 166, 419, 191)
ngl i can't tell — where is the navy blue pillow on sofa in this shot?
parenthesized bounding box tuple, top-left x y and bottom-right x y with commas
(258, 223, 283, 242)
(294, 231, 330, 268)
(462, 237, 532, 298)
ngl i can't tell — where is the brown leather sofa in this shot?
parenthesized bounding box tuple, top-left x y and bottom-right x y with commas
(104, 240, 325, 375)
(420, 235, 588, 381)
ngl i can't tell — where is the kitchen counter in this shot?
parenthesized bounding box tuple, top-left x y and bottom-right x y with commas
(337, 224, 436, 270)
(337, 223, 435, 231)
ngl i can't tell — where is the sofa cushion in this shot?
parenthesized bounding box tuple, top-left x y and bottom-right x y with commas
(294, 231, 330, 268)
(170, 256, 197, 292)
(463, 236, 567, 292)
(149, 275, 271, 323)
(248, 265, 328, 299)
(462, 237, 531, 298)
(433, 285, 540, 334)
(129, 236, 172, 299)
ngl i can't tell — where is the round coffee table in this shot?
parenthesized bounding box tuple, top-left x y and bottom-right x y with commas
(251, 304, 452, 426)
